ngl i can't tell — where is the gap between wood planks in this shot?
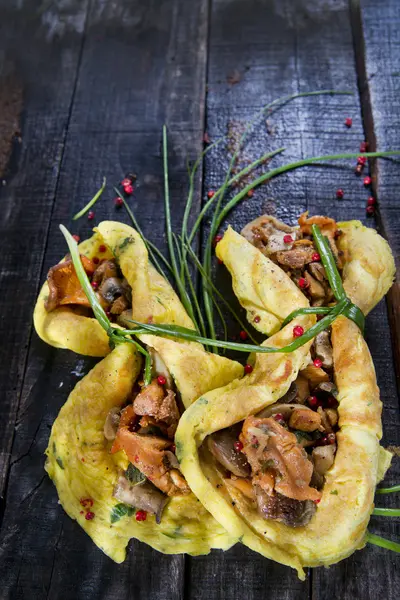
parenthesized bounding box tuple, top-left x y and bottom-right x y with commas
(349, 0, 400, 405)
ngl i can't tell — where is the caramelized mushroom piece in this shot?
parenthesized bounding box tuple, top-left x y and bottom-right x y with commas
(301, 364, 330, 388)
(308, 262, 326, 282)
(288, 408, 322, 432)
(208, 427, 251, 477)
(99, 277, 125, 304)
(304, 272, 325, 300)
(312, 445, 336, 477)
(254, 486, 317, 527)
(295, 375, 310, 404)
(314, 331, 333, 369)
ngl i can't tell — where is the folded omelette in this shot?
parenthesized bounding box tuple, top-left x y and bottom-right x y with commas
(38, 221, 244, 561)
(175, 213, 395, 579)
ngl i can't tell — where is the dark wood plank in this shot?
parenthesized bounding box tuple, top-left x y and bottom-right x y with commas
(0, 0, 90, 501)
(190, 0, 400, 598)
(0, 1, 209, 599)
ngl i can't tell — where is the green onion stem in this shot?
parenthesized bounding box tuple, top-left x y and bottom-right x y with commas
(73, 177, 106, 221)
(281, 306, 332, 329)
(366, 532, 400, 553)
(112, 335, 152, 386)
(113, 187, 170, 278)
(124, 298, 348, 353)
(376, 485, 400, 495)
(311, 225, 345, 300)
(214, 151, 400, 231)
(372, 508, 400, 517)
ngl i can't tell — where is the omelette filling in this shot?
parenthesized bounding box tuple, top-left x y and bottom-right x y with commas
(45, 256, 134, 320)
(206, 212, 342, 527)
(241, 211, 345, 306)
(106, 351, 190, 523)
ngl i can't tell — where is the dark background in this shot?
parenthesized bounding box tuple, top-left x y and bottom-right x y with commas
(0, 0, 399, 598)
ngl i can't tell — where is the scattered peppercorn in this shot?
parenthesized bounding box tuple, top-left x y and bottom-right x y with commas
(99, 244, 107, 253)
(298, 277, 309, 290)
(124, 183, 134, 195)
(244, 364, 253, 374)
(135, 510, 147, 522)
(293, 325, 304, 338)
(88, 211, 95, 220)
(357, 156, 367, 165)
(336, 188, 344, 199)
(345, 117, 352, 128)
(283, 234, 293, 244)
(366, 205, 375, 216)
(367, 196, 376, 206)
(213, 234, 223, 246)
(207, 190, 215, 199)
(91, 281, 99, 289)
(313, 358, 323, 368)
(93, 257, 100, 265)
(320, 433, 336, 446)
(314, 498, 321, 504)
(114, 197, 123, 207)
(360, 141, 368, 152)
(254, 315, 261, 323)
(72, 234, 80, 243)
(121, 178, 131, 188)
(239, 330, 248, 341)
(247, 189, 254, 197)
(363, 176, 372, 186)
(85, 511, 95, 521)
(157, 375, 167, 386)
(308, 395, 319, 408)
(217, 258, 223, 265)
(234, 441, 244, 452)
(311, 252, 320, 262)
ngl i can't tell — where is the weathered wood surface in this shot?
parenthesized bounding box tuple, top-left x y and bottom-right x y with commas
(0, 0, 399, 599)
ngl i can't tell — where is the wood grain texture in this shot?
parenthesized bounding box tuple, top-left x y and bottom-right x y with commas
(0, 0, 90, 503)
(0, 0, 209, 599)
(189, 0, 400, 598)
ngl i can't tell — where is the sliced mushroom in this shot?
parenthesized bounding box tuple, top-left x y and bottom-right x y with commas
(104, 407, 121, 441)
(255, 486, 317, 527)
(241, 216, 296, 255)
(295, 375, 310, 404)
(308, 262, 326, 282)
(312, 445, 336, 477)
(99, 277, 125, 304)
(314, 381, 337, 396)
(314, 331, 333, 369)
(92, 259, 118, 284)
(301, 364, 330, 388)
(304, 271, 326, 300)
(163, 451, 181, 471)
(207, 427, 250, 477)
(113, 475, 168, 523)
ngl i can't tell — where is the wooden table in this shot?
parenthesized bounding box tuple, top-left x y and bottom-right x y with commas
(0, 1, 399, 598)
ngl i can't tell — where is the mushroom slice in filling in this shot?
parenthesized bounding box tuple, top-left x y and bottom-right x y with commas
(207, 426, 251, 477)
(113, 475, 168, 524)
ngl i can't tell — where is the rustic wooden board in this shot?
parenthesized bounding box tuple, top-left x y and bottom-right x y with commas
(0, 0, 90, 504)
(0, 1, 209, 598)
(0, 0, 399, 598)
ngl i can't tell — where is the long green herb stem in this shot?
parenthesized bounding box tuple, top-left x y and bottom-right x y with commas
(312, 224, 346, 300)
(366, 532, 400, 553)
(372, 508, 400, 517)
(376, 484, 400, 495)
(214, 151, 400, 233)
(73, 177, 106, 220)
(281, 307, 332, 329)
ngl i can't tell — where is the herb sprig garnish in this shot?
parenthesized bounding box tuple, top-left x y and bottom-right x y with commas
(73, 177, 106, 221)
